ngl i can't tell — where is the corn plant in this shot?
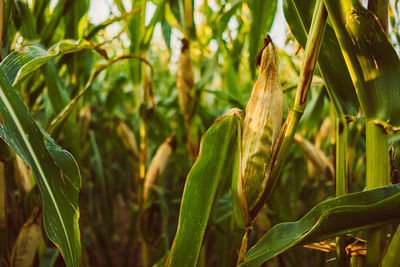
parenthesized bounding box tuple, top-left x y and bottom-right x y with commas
(1, 0, 400, 267)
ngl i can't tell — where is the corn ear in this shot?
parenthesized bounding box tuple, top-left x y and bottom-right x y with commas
(10, 207, 43, 267)
(14, 154, 33, 195)
(241, 37, 283, 211)
(118, 120, 140, 160)
(177, 39, 195, 124)
(294, 134, 335, 180)
(143, 134, 176, 202)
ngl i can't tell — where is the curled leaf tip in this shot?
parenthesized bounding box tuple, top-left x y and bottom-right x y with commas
(181, 38, 190, 52)
(255, 34, 272, 67)
(168, 133, 177, 150)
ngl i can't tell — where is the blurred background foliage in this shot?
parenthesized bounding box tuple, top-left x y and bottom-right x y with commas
(1, 0, 400, 266)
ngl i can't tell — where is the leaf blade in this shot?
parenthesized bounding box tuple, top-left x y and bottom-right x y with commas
(0, 65, 81, 266)
(167, 113, 240, 267)
(239, 184, 400, 267)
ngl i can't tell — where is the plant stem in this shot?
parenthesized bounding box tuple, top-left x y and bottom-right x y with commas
(365, 120, 390, 266)
(230, 225, 246, 266)
(365, 120, 390, 190)
(336, 116, 348, 196)
(0, 161, 8, 264)
(336, 116, 348, 266)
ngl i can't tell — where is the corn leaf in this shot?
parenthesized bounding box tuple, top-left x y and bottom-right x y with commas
(42, 62, 80, 155)
(0, 39, 93, 87)
(0, 66, 81, 266)
(283, 0, 359, 116)
(239, 184, 400, 267)
(222, 44, 246, 106)
(141, 0, 167, 50)
(247, 0, 277, 78)
(40, 0, 70, 45)
(323, 0, 400, 128)
(167, 113, 240, 267)
(13, 0, 37, 40)
(381, 225, 400, 266)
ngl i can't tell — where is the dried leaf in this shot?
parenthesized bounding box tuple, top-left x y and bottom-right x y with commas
(118, 121, 140, 160)
(143, 134, 176, 202)
(11, 207, 43, 267)
(14, 154, 33, 195)
(177, 39, 195, 124)
(294, 134, 334, 180)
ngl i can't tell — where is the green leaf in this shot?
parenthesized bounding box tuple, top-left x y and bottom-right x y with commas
(167, 113, 241, 267)
(128, 0, 145, 85)
(85, 9, 140, 40)
(42, 62, 80, 155)
(141, 0, 167, 50)
(13, 0, 37, 40)
(215, 2, 242, 39)
(222, 43, 246, 106)
(0, 39, 93, 87)
(0, 65, 81, 266)
(283, 0, 359, 116)
(40, 0, 70, 45)
(160, 13, 172, 49)
(239, 184, 400, 267)
(247, 0, 277, 78)
(381, 225, 400, 266)
(323, 0, 400, 127)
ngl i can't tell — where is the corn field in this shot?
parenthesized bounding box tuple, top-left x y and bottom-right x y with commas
(1, 0, 400, 266)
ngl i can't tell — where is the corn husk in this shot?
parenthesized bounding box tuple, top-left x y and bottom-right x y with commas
(294, 134, 335, 180)
(118, 120, 140, 159)
(10, 207, 43, 267)
(143, 134, 176, 202)
(14, 154, 33, 195)
(241, 38, 283, 210)
(177, 39, 195, 124)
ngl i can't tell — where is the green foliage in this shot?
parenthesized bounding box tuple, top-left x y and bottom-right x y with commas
(167, 113, 240, 266)
(1, 1, 400, 267)
(0, 66, 81, 266)
(241, 184, 400, 266)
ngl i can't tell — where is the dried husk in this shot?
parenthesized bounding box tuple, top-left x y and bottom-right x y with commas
(241, 39, 283, 210)
(118, 120, 140, 159)
(294, 134, 335, 180)
(177, 39, 195, 124)
(10, 207, 43, 267)
(143, 134, 176, 202)
(14, 154, 33, 195)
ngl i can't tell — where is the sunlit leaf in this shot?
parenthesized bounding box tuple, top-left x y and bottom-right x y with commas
(283, 0, 359, 116)
(0, 65, 81, 266)
(167, 113, 241, 267)
(240, 184, 400, 266)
